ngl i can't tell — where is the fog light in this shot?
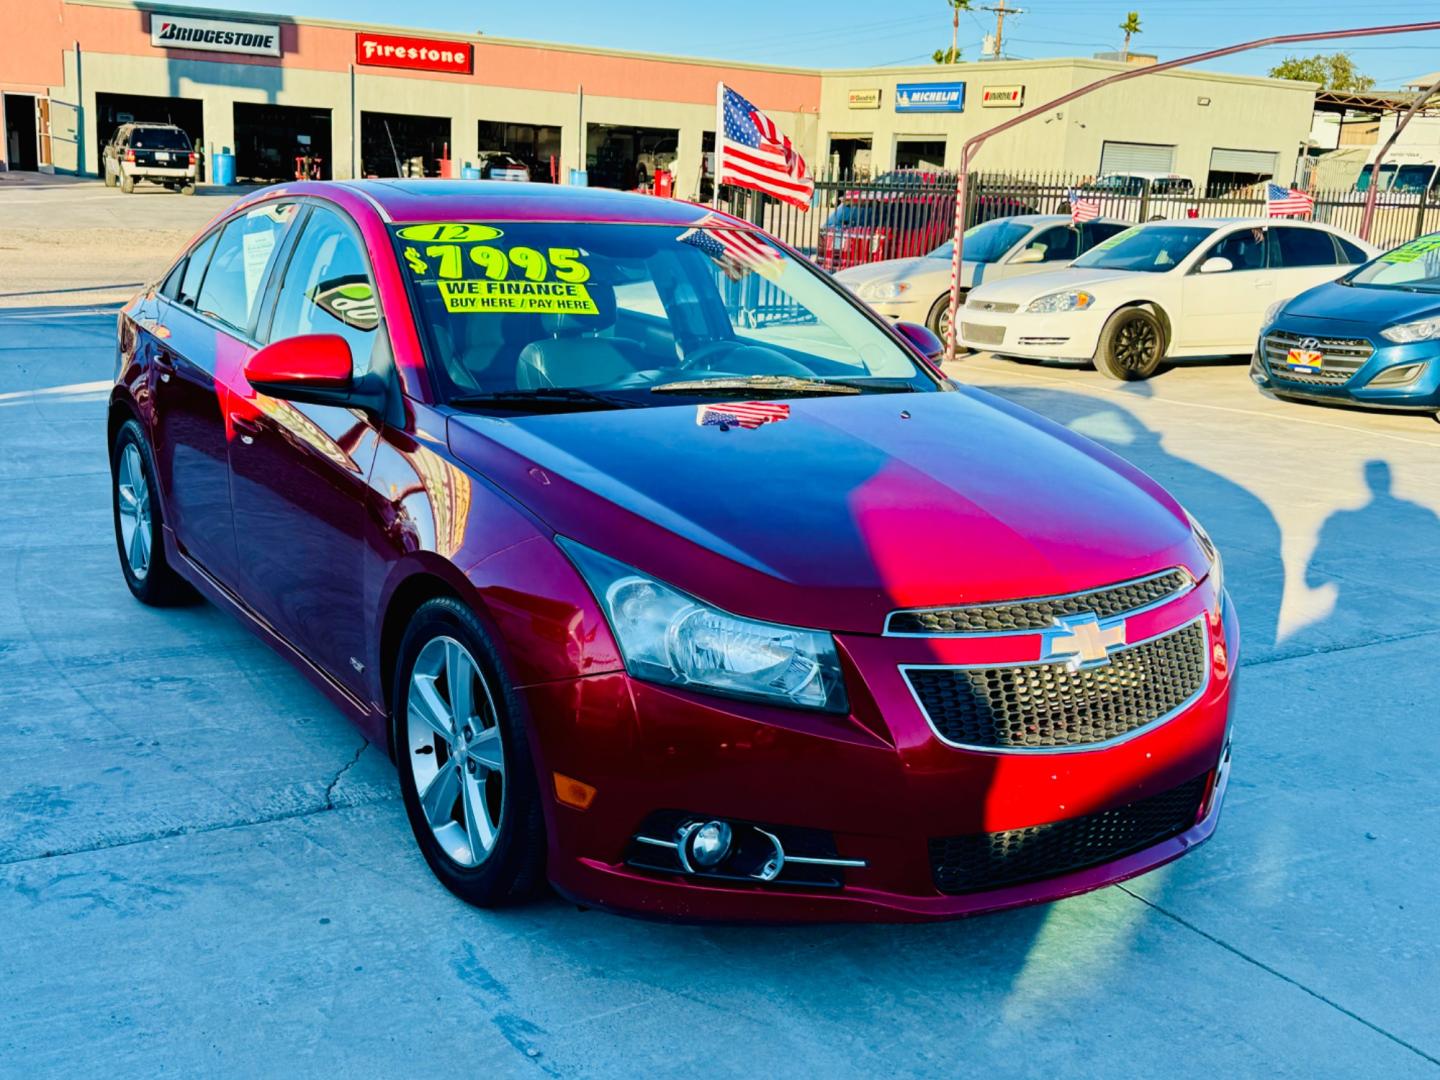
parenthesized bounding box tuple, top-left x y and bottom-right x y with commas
(687, 820, 733, 868)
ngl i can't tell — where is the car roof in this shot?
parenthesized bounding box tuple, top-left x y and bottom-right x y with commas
(995, 214, 1128, 226)
(327, 179, 734, 227)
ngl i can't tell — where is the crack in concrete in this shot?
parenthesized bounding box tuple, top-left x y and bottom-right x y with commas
(1117, 884, 1440, 1069)
(325, 738, 369, 810)
(1240, 625, 1440, 670)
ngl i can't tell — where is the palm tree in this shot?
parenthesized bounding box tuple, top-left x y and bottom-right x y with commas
(936, 0, 971, 64)
(1119, 11, 1142, 62)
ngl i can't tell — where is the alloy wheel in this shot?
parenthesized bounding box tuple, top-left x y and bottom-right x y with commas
(116, 443, 152, 580)
(406, 636, 506, 868)
(1115, 318, 1159, 373)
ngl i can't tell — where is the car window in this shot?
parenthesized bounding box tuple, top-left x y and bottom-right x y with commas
(1344, 235, 1440, 291)
(177, 229, 220, 309)
(1072, 225, 1215, 273)
(1026, 225, 1079, 263)
(194, 203, 298, 334)
(131, 127, 191, 151)
(1335, 236, 1369, 264)
(1198, 227, 1267, 272)
(1080, 222, 1130, 251)
(1269, 227, 1337, 269)
(930, 219, 1032, 264)
(267, 205, 380, 374)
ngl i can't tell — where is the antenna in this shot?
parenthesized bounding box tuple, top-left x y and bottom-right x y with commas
(980, 1, 1024, 59)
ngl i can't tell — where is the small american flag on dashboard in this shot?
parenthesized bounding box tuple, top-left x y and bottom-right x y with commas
(1267, 183, 1314, 218)
(678, 213, 784, 280)
(1068, 189, 1102, 223)
(717, 84, 814, 210)
(696, 401, 792, 429)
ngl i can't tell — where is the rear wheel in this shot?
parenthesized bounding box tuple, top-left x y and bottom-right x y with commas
(103, 161, 117, 188)
(119, 172, 135, 194)
(180, 182, 196, 196)
(111, 418, 195, 605)
(394, 598, 546, 907)
(1094, 306, 1165, 380)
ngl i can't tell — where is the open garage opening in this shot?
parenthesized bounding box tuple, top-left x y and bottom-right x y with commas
(233, 103, 332, 182)
(476, 120, 561, 182)
(585, 123, 677, 191)
(95, 92, 203, 176)
(361, 111, 450, 178)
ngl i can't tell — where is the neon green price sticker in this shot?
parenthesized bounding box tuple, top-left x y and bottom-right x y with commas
(1379, 236, 1440, 264)
(439, 280, 599, 315)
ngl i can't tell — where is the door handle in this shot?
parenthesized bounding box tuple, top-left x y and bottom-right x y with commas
(229, 413, 263, 445)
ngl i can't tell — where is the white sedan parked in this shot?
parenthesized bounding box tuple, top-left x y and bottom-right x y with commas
(958, 218, 1378, 379)
(835, 215, 1129, 341)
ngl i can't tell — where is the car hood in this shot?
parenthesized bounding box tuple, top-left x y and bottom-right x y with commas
(836, 257, 982, 291)
(1280, 279, 1440, 326)
(967, 266, 1139, 304)
(447, 389, 1204, 635)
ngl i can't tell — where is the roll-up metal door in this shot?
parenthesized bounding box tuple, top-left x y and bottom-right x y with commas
(1098, 141, 1175, 174)
(1209, 148, 1278, 176)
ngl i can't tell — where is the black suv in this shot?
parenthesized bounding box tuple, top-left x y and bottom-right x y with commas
(102, 123, 198, 195)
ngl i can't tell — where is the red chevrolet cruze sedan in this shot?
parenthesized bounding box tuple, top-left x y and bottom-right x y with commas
(109, 180, 1235, 921)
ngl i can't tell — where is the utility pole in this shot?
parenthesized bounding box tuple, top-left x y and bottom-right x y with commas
(981, 1, 1023, 59)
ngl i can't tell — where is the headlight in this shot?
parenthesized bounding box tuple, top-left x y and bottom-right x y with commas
(1261, 299, 1285, 328)
(1183, 509, 1223, 599)
(558, 538, 847, 713)
(1380, 317, 1440, 344)
(1025, 290, 1094, 313)
(857, 280, 910, 301)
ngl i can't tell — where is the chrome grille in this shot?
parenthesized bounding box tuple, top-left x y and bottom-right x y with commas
(961, 322, 1006, 346)
(928, 772, 1210, 893)
(1263, 330, 1372, 386)
(903, 619, 1208, 750)
(886, 568, 1192, 636)
(966, 299, 1019, 314)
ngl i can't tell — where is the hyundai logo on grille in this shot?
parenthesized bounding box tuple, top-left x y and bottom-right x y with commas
(1042, 612, 1127, 669)
(1299, 337, 1321, 352)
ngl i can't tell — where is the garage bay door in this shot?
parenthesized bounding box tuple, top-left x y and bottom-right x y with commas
(1099, 141, 1175, 175)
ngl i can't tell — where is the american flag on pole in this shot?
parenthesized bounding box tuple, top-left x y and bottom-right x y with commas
(716, 83, 814, 210)
(696, 401, 792, 429)
(1068, 189, 1102, 223)
(678, 212, 784, 280)
(1267, 183, 1314, 218)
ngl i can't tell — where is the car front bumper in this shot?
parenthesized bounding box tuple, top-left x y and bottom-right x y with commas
(958, 304, 1109, 361)
(524, 583, 1238, 923)
(1251, 325, 1440, 411)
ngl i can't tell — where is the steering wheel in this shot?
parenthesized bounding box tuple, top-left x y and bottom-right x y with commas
(681, 339, 813, 376)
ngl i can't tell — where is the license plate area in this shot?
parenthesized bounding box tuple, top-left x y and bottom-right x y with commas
(1285, 347, 1323, 373)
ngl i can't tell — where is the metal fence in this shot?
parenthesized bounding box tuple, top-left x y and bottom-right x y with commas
(720, 171, 1440, 273)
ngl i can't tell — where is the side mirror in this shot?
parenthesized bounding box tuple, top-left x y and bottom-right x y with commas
(1010, 246, 1046, 265)
(1198, 256, 1233, 274)
(894, 320, 945, 363)
(244, 334, 353, 401)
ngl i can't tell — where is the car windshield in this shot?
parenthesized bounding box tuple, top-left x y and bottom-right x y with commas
(929, 219, 1032, 263)
(1344, 235, 1440, 292)
(392, 221, 939, 410)
(1071, 225, 1215, 273)
(131, 127, 190, 150)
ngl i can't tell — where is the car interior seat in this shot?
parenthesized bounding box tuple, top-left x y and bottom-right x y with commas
(514, 282, 646, 389)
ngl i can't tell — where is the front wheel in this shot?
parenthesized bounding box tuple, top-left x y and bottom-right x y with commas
(1094, 306, 1165, 380)
(111, 418, 195, 605)
(927, 291, 967, 354)
(103, 161, 117, 188)
(394, 598, 546, 908)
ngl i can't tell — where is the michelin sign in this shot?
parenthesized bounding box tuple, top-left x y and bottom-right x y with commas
(894, 82, 966, 113)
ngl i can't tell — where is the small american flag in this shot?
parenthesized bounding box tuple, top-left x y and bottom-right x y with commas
(717, 84, 813, 210)
(1267, 183, 1314, 218)
(678, 213, 784, 280)
(1068, 190, 1102, 223)
(696, 401, 791, 429)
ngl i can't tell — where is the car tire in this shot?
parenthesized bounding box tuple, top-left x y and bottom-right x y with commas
(119, 172, 135, 194)
(393, 597, 546, 908)
(111, 418, 196, 606)
(103, 162, 117, 188)
(926, 291, 966, 351)
(180, 183, 196, 196)
(1094, 306, 1165, 381)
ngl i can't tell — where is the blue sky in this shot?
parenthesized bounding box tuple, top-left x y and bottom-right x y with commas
(184, 0, 1440, 87)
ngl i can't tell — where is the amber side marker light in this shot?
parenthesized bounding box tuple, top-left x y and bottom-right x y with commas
(553, 772, 597, 810)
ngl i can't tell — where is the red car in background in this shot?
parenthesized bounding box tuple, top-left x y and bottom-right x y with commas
(109, 180, 1234, 922)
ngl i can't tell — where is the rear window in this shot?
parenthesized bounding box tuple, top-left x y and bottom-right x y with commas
(130, 127, 191, 151)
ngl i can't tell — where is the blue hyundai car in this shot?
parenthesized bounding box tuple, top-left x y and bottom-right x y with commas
(1252, 233, 1440, 415)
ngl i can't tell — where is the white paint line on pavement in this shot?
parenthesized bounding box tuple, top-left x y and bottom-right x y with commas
(0, 379, 111, 405)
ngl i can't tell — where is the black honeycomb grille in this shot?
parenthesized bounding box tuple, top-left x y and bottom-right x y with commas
(887, 570, 1191, 636)
(906, 620, 1207, 749)
(929, 773, 1210, 894)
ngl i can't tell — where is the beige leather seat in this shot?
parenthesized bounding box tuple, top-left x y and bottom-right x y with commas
(515, 283, 644, 389)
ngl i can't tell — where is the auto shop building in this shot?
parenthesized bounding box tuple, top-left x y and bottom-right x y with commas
(1, 0, 1316, 197)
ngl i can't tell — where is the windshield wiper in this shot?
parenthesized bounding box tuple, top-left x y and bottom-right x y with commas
(447, 388, 639, 412)
(650, 375, 879, 396)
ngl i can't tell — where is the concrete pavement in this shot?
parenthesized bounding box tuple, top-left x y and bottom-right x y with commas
(1, 225, 1438, 1074)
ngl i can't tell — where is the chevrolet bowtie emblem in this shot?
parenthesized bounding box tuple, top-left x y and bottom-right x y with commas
(1042, 612, 1127, 669)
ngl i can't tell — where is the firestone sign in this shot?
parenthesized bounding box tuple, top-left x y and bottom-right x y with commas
(150, 15, 281, 57)
(355, 32, 474, 74)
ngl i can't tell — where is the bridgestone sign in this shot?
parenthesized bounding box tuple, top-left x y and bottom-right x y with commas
(150, 15, 281, 57)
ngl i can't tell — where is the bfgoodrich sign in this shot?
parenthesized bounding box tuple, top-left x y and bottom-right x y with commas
(149, 15, 281, 57)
